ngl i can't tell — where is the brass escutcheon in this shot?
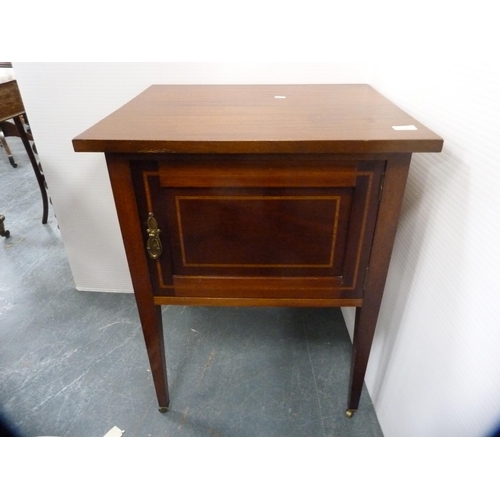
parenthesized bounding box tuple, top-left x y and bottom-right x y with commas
(146, 212, 162, 259)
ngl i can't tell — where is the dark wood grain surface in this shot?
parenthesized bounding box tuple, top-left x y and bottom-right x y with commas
(0, 80, 24, 122)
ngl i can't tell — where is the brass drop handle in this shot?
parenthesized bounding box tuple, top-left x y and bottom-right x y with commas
(146, 212, 162, 259)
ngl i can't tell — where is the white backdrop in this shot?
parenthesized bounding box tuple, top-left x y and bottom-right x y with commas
(12, 62, 500, 436)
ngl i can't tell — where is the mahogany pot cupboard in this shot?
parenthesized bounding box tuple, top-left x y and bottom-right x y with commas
(73, 84, 443, 417)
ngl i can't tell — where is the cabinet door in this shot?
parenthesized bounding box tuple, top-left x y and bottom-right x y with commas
(132, 155, 385, 300)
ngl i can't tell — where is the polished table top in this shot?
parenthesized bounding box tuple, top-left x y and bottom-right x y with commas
(73, 84, 443, 155)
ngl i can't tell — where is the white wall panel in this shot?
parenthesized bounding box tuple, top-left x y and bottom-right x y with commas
(343, 63, 500, 436)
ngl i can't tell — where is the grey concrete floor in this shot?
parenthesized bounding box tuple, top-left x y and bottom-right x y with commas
(0, 136, 383, 437)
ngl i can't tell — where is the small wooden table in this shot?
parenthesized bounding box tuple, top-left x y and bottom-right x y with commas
(73, 84, 443, 417)
(0, 78, 49, 224)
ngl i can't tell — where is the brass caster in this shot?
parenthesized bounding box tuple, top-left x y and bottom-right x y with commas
(345, 409, 356, 418)
(158, 407, 169, 413)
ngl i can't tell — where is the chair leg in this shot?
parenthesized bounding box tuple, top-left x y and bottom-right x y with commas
(0, 129, 17, 168)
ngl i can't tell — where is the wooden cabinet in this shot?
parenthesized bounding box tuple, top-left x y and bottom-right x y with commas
(73, 84, 443, 416)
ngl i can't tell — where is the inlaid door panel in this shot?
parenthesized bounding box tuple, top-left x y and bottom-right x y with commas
(166, 188, 352, 277)
(132, 155, 385, 300)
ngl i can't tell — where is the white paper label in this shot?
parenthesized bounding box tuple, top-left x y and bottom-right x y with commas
(392, 125, 418, 131)
(104, 426, 124, 437)
(274, 95, 286, 99)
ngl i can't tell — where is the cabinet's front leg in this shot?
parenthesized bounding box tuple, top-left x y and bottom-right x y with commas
(136, 299, 170, 411)
(346, 153, 412, 416)
(346, 305, 378, 416)
(106, 154, 170, 411)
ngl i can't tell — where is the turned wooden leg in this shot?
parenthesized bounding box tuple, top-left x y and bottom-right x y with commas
(13, 116, 49, 224)
(0, 128, 17, 167)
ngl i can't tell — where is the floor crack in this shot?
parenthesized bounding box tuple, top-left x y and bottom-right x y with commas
(304, 317, 326, 437)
